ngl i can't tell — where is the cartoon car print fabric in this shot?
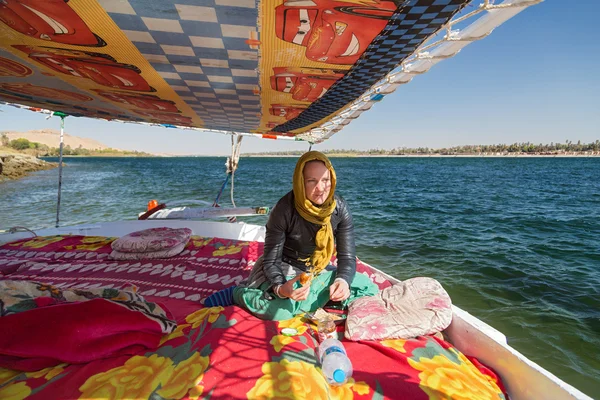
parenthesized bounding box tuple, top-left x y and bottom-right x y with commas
(269, 104, 307, 121)
(0, 82, 93, 102)
(275, 0, 397, 65)
(0, 56, 32, 76)
(14, 45, 153, 92)
(0, 0, 105, 46)
(272, 0, 469, 133)
(0, 0, 471, 137)
(270, 67, 344, 102)
(93, 90, 179, 113)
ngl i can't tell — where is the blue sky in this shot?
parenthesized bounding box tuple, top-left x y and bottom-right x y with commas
(2, 0, 598, 155)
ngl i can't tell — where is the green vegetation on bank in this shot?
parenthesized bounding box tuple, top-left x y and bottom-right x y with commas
(0, 134, 152, 157)
(245, 140, 600, 156)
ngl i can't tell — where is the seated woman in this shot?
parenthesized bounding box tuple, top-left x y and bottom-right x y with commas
(206, 151, 378, 320)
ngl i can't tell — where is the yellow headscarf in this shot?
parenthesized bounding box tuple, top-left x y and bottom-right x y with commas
(292, 151, 337, 275)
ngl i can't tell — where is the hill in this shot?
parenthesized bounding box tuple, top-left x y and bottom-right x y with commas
(0, 130, 154, 182)
(1, 130, 154, 157)
(2, 129, 112, 151)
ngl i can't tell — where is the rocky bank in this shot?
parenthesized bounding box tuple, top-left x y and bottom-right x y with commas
(0, 153, 57, 183)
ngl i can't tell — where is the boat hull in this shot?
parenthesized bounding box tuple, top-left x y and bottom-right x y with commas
(0, 220, 591, 400)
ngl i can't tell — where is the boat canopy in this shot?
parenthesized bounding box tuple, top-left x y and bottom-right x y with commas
(0, 0, 539, 143)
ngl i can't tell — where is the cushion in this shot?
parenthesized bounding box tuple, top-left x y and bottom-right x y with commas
(109, 242, 187, 260)
(111, 227, 192, 253)
(345, 277, 452, 341)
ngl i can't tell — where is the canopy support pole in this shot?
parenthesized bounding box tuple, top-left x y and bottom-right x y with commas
(53, 112, 67, 228)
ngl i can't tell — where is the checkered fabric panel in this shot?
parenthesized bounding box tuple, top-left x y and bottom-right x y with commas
(273, 0, 469, 133)
(102, 0, 261, 132)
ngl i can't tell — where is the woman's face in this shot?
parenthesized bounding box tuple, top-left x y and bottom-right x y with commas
(303, 161, 331, 205)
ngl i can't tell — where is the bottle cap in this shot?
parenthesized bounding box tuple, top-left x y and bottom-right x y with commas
(333, 369, 346, 384)
(281, 328, 299, 336)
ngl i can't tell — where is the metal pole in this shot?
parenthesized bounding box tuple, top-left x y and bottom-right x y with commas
(55, 116, 65, 228)
(213, 173, 230, 206)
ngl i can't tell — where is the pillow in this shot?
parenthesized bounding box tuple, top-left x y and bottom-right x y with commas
(109, 242, 187, 260)
(345, 277, 452, 341)
(111, 227, 192, 253)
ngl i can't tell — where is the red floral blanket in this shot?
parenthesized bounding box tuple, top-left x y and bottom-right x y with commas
(0, 235, 507, 400)
(0, 281, 176, 371)
(0, 235, 261, 302)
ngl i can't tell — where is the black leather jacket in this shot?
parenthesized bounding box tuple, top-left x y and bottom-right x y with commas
(263, 191, 356, 287)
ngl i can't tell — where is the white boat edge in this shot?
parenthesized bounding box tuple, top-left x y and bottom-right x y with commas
(0, 220, 593, 400)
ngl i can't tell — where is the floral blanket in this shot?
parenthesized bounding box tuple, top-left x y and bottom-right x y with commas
(0, 235, 261, 302)
(0, 281, 176, 371)
(0, 235, 508, 400)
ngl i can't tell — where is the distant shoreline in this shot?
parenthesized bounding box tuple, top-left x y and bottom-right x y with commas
(44, 153, 599, 158)
(43, 154, 158, 158)
(242, 153, 600, 158)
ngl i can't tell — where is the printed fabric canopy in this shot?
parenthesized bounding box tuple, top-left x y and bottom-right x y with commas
(0, 0, 534, 142)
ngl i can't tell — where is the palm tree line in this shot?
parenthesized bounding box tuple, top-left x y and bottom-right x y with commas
(245, 140, 600, 156)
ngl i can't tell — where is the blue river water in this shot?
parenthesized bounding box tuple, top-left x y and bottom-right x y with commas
(0, 156, 598, 396)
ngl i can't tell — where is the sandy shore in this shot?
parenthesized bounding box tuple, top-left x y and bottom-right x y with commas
(0, 152, 57, 183)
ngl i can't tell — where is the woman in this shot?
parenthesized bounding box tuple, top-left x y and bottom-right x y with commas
(207, 151, 378, 320)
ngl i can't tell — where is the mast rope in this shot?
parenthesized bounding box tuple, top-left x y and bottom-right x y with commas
(212, 134, 243, 223)
(6, 227, 37, 237)
(228, 134, 243, 208)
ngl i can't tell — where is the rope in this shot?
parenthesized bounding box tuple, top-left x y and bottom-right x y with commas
(6, 226, 37, 237)
(211, 135, 243, 223)
(230, 174, 236, 208)
(228, 135, 243, 208)
(55, 115, 65, 228)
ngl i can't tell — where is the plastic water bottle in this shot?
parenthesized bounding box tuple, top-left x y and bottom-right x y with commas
(318, 338, 353, 386)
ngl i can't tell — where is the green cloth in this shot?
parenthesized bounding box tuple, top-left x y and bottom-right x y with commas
(233, 269, 378, 321)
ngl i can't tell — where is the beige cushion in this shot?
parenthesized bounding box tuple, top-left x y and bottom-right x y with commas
(345, 277, 452, 341)
(111, 227, 192, 253)
(109, 242, 187, 260)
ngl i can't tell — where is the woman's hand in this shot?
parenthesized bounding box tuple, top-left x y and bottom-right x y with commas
(279, 275, 311, 301)
(329, 279, 350, 302)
